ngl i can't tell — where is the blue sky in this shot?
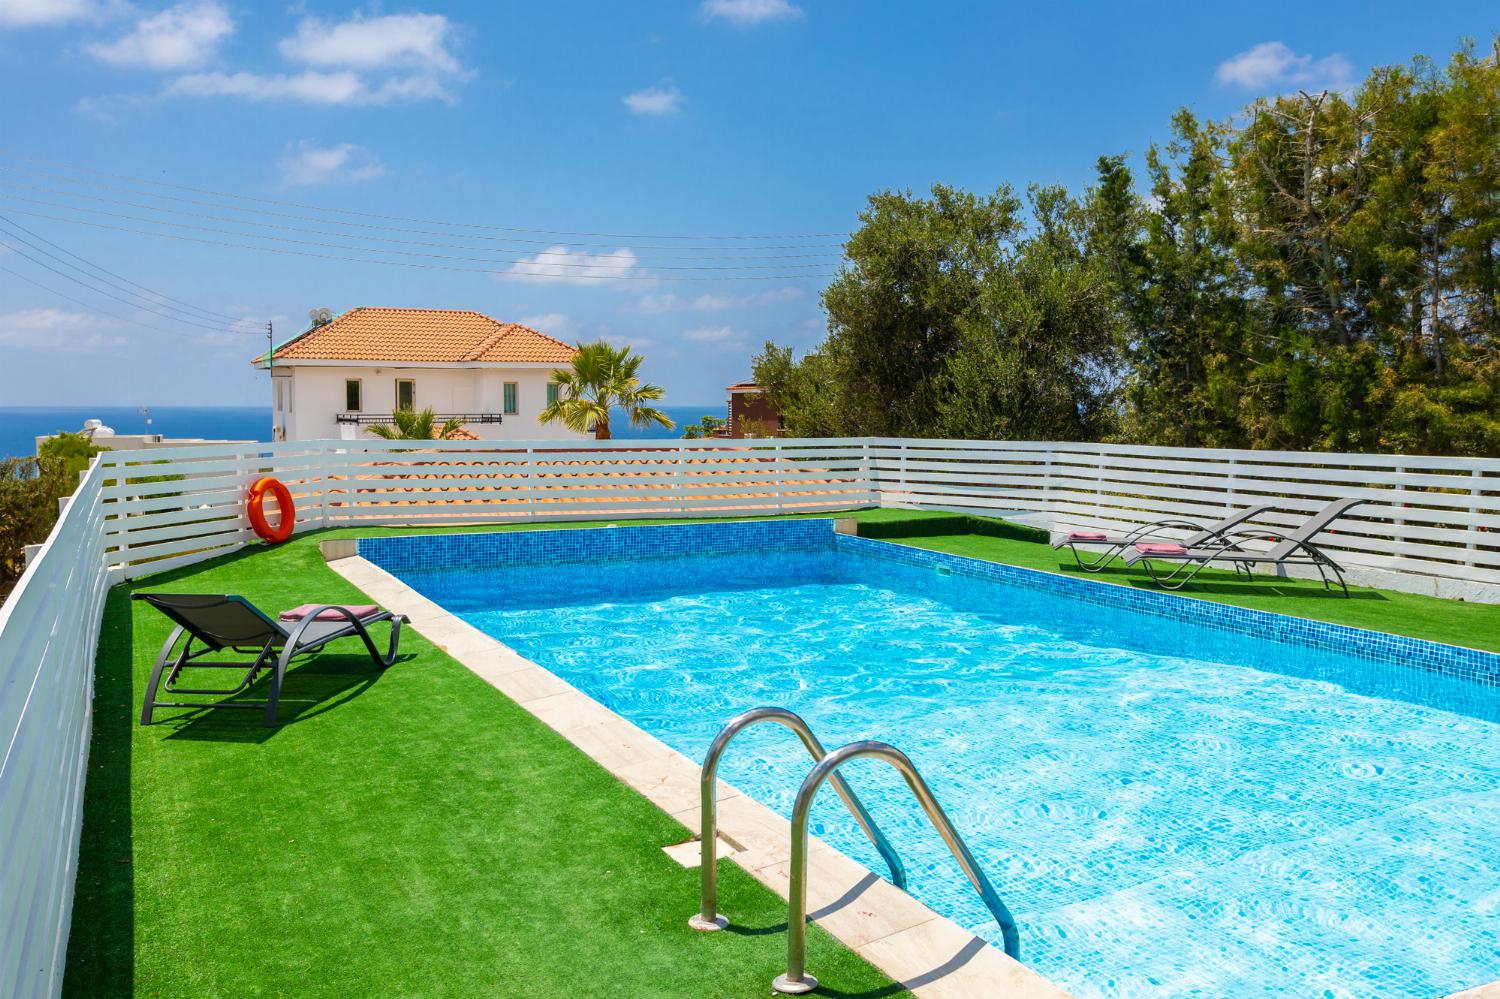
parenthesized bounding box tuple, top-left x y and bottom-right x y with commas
(0, 1, 1492, 408)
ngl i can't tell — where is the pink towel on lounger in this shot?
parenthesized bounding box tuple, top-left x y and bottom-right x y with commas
(1068, 530, 1109, 542)
(1134, 542, 1187, 556)
(279, 603, 379, 622)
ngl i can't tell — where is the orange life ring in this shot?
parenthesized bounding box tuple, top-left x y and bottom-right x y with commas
(247, 476, 295, 544)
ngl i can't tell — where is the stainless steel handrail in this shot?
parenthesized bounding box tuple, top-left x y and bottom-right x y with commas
(772, 739, 1020, 996)
(689, 707, 907, 933)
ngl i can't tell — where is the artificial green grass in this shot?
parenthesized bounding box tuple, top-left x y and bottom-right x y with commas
(886, 517, 1500, 654)
(65, 533, 912, 999)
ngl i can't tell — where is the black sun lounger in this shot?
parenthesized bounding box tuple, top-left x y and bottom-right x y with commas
(1122, 498, 1368, 596)
(1052, 504, 1277, 571)
(134, 593, 406, 727)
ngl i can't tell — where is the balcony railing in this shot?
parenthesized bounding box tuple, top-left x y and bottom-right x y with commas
(336, 412, 504, 426)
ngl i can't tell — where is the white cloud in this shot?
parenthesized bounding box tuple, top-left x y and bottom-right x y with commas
(1215, 42, 1352, 92)
(164, 70, 446, 105)
(631, 287, 801, 313)
(0, 0, 92, 29)
(279, 12, 460, 73)
(502, 246, 643, 286)
(622, 84, 682, 116)
(368, 73, 452, 102)
(519, 312, 571, 337)
(276, 141, 386, 186)
(698, 0, 803, 27)
(150, 10, 464, 107)
(85, 1, 231, 70)
(0, 307, 123, 349)
(682, 324, 745, 347)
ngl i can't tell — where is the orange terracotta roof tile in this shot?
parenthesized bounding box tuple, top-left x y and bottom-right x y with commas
(263, 307, 577, 364)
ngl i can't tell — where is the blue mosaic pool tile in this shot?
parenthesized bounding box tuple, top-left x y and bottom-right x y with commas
(359, 518, 835, 572)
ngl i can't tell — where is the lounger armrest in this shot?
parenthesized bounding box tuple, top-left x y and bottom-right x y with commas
(1218, 529, 1283, 546)
(281, 604, 388, 648)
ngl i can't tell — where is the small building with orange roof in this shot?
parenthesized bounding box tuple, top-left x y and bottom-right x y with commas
(252, 307, 585, 441)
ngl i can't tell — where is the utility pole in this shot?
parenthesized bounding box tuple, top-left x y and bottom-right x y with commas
(266, 320, 275, 440)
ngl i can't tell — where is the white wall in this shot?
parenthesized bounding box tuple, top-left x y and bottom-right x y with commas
(281, 364, 586, 441)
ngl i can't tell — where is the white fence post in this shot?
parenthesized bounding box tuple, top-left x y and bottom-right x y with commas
(1392, 464, 1407, 562)
(318, 444, 331, 530)
(1040, 448, 1053, 522)
(1468, 468, 1481, 567)
(525, 447, 537, 521)
(1094, 446, 1106, 524)
(896, 439, 908, 506)
(1225, 457, 1238, 517)
(773, 441, 786, 514)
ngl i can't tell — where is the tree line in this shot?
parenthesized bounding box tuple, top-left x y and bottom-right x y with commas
(755, 40, 1499, 456)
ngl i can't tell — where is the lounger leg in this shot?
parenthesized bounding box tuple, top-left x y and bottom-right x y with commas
(264, 645, 295, 727)
(140, 627, 187, 726)
(377, 615, 403, 667)
(1323, 558, 1350, 597)
(1082, 545, 1129, 572)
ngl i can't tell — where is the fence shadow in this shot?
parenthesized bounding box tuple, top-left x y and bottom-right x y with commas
(61, 589, 135, 997)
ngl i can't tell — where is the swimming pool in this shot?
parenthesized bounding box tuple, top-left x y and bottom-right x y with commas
(363, 520, 1500, 998)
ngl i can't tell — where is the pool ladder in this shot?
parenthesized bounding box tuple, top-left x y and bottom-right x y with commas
(690, 706, 1020, 995)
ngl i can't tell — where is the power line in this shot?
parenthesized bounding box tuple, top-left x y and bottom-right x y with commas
(0, 229, 251, 333)
(0, 263, 258, 339)
(0, 150, 852, 243)
(0, 205, 838, 282)
(0, 189, 837, 272)
(0, 167, 847, 257)
(0, 214, 240, 324)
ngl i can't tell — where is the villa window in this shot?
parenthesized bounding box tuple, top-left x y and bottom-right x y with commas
(345, 379, 362, 412)
(396, 379, 415, 412)
(546, 382, 559, 407)
(503, 382, 519, 415)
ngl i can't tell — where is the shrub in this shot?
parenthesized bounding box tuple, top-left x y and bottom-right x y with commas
(0, 456, 74, 590)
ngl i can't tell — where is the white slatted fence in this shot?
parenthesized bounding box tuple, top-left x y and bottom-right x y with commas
(877, 439, 1500, 591)
(0, 461, 111, 999)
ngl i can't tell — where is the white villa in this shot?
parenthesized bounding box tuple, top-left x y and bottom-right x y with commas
(253, 307, 588, 441)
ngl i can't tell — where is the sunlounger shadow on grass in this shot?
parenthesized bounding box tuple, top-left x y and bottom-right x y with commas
(1054, 561, 1390, 603)
(155, 648, 416, 744)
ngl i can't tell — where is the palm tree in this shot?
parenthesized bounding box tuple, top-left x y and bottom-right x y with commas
(540, 340, 674, 440)
(366, 407, 465, 441)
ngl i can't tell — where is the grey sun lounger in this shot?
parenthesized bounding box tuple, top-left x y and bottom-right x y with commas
(135, 593, 406, 727)
(1122, 498, 1368, 596)
(1052, 504, 1277, 572)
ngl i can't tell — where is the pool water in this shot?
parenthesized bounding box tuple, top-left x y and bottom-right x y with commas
(385, 535, 1500, 998)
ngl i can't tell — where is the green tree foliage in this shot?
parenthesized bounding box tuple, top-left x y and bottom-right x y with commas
(0, 456, 73, 589)
(365, 408, 466, 441)
(38, 431, 109, 477)
(680, 414, 726, 439)
(1, 434, 108, 593)
(760, 38, 1500, 456)
(757, 184, 1121, 441)
(541, 340, 674, 441)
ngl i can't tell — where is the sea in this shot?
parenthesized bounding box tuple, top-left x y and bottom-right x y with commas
(0, 404, 725, 459)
